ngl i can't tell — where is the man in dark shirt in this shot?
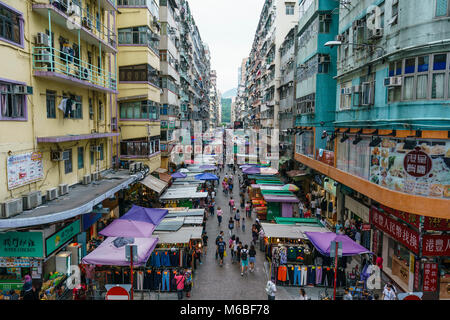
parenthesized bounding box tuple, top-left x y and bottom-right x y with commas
(217, 237, 226, 266)
(202, 232, 208, 256)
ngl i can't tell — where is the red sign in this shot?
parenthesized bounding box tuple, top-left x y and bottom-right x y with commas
(424, 217, 450, 231)
(316, 149, 335, 166)
(379, 205, 420, 229)
(370, 206, 420, 254)
(105, 286, 130, 300)
(362, 224, 371, 231)
(423, 263, 438, 292)
(414, 259, 420, 291)
(403, 295, 421, 300)
(422, 234, 450, 256)
(403, 147, 432, 178)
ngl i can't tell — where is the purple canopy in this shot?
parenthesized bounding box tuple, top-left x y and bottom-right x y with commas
(81, 237, 158, 266)
(171, 172, 187, 178)
(304, 232, 372, 257)
(195, 173, 219, 180)
(99, 219, 156, 238)
(121, 205, 168, 226)
(243, 166, 261, 174)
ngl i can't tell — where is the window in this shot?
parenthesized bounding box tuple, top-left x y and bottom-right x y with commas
(98, 100, 104, 121)
(78, 147, 84, 169)
(0, 3, 23, 46)
(0, 81, 26, 120)
(118, 26, 159, 53)
(390, 0, 398, 26)
(63, 95, 82, 119)
(64, 149, 73, 174)
(436, 0, 450, 17)
(89, 98, 94, 120)
(120, 100, 160, 120)
(90, 150, 94, 165)
(46, 90, 56, 118)
(285, 3, 295, 15)
(119, 64, 159, 86)
(319, 15, 331, 33)
(388, 53, 450, 102)
(339, 81, 352, 110)
(99, 143, 104, 161)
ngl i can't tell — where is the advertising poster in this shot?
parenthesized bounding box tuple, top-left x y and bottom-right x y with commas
(7, 152, 44, 190)
(369, 139, 450, 198)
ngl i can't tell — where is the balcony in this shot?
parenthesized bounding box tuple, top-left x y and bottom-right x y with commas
(32, 46, 117, 93)
(120, 139, 160, 160)
(33, 1, 117, 53)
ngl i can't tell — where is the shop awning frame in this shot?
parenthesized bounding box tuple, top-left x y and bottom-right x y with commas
(139, 175, 168, 195)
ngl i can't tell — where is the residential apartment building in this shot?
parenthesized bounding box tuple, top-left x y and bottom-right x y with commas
(117, 0, 162, 172)
(209, 69, 220, 128)
(159, 0, 180, 169)
(292, 0, 450, 299)
(245, 0, 299, 140)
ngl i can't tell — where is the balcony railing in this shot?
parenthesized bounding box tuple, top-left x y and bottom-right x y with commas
(33, 46, 117, 91)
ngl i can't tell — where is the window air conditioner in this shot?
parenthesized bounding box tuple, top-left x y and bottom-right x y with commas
(384, 76, 402, 87)
(13, 85, 27, 94)
(91, 171, 100, 181)
(51, 151, 70, 161)
(341, 87, 352, 95)
(46, 188, 59, 201)
(368, 28, 383, 39)
(319, 55, 330, 63)
(22, 191, 42, 210)
(82, 174, 91, 185)
(36, 32, 50, 46)
(38, 49, 52, 66)
(129, 162, 137, 174)
(1, 198, 23, 218)
(58, 184, 69, 195)
(90, 145, 101, 152)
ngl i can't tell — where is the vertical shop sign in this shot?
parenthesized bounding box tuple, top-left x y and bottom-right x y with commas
(414, 259, 420, 291)
(423, 263, 438, 292)
(45, 220, 81, 257)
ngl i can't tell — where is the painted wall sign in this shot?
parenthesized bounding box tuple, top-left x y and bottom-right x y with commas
(7, 152, 44, 189)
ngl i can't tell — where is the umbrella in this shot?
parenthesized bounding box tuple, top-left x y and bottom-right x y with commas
(282, 184, 299, 192)
(243, 166, 261, 174)
(121, 205, 168, 226)
(195, 173, 219, 181)
(171, 172, 187, 179)
(99, 219, 156, 238)
(179, 168, 189, 173)
(304, 232, 372, 257)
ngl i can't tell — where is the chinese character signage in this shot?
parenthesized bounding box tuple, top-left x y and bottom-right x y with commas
(0, 257, 42, 268)
(370, 206, 420, 254)
(414, 259, 420, 291)
(423, 263, 438, 292)
(0, 232, 43, 258)
(424, 217, 450, 231)
(369, 139, 450, 198)
(422, 234, 450, 256)
(7, 152, 44, 190)
(45, 220, 81, 257)
(379, 204, 420, 229)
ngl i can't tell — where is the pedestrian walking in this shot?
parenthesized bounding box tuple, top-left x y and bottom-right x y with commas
(236, 241, 243, 264)
(209, 200, 215, 216)
(229, 182, 233, 194)
(382, 284, 397, 300)
(217, 207, 223, 226)
(215, 231, 224, 260)
(229, 235, 236, 261)
(174, 271, 186, 300)
(234, 209, 241, 228)
(229, 197, 235, 212)
(245, 202, 251, 218)
(251, 224, 258, 246)
(343, 288, 353, 300)
(240, 245, 249, 276)
(233, 237, 240, 264)
(266, 278, 277, 300)
(242, 217, 245, 232)
(248, 244, 256, 272)
(228, 217, 235, 237)
(202, 232, 208, 256)
(217, 237, 226, 267)
(184, 269, 192, 298)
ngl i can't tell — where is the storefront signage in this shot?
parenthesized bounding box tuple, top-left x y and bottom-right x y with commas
(82, 212, 103, 231)
(370, 206, 420, 254)
(345, 195, 370, 223)
(414, 260, 420, 291)
(316, 149, 335, 166)
(0, 232, 44, 258)
(45, 220, 81, 257)
(362, 224, 371, 231)
(423, 263, 438, 292)
(404, 147, 433, 177)
(422, 234, 450, 257)
(369, 139, 450, 199)
(0, 257, 41, 268)
(424, 217, 450, 231)
(7, 152, 44, 190)
(379, 204, 420, 229)
(324, 178, 337, 197)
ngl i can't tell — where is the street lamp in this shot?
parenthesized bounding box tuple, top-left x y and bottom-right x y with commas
(324, 40, 386, 56)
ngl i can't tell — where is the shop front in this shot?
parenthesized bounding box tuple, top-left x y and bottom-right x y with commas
(370, 205, 420, 293)
(344, 195, 371, 250)
(0, 231, 44, 297)
(308, 173, 338, 227)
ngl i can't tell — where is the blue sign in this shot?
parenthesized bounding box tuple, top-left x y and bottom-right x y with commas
(82, 212, 102, 231)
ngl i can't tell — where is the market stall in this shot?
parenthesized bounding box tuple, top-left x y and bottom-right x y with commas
(262, 190, 300, 220)
(159, 186, 208, 209)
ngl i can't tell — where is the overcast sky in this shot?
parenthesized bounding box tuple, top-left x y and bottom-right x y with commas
(186, 0, 265, 94)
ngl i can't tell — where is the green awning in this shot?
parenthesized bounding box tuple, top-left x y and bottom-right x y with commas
(261, 190, 294, 196)
(275, 217, 321, 225)
(256, 180, 284, 185)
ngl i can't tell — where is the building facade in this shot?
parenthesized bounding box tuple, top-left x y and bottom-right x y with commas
(292, 0, 450, 299)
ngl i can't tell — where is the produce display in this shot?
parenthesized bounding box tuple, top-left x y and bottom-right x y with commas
(40, 272, 67, 299)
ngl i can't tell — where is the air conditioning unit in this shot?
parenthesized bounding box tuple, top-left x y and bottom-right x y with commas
(129, 162, 137, 174)
(368, 28, 383, 39)
(46, 188, 58, 201)
(335, 34, 345, 42)
(1, 198, 23, 218)
(36, 32, 50, 46)
(58, 184, 69, 195)
(341, 87, 352, 95)
(384, 76, 402, 87)
(82, 17, 92, 30)
(319, 55, 330, 63)
(78, 67, 91, 80)
(90, 145, 101, 152)
(13, 85, 27, 94)
(91, 171, 100, 181)
(352, 19, 365, 29)
(51, 150, 70, 161)
(22, 191, 42, 210)
(82, 174, 91, 185)
(38, 49, 52, 66)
